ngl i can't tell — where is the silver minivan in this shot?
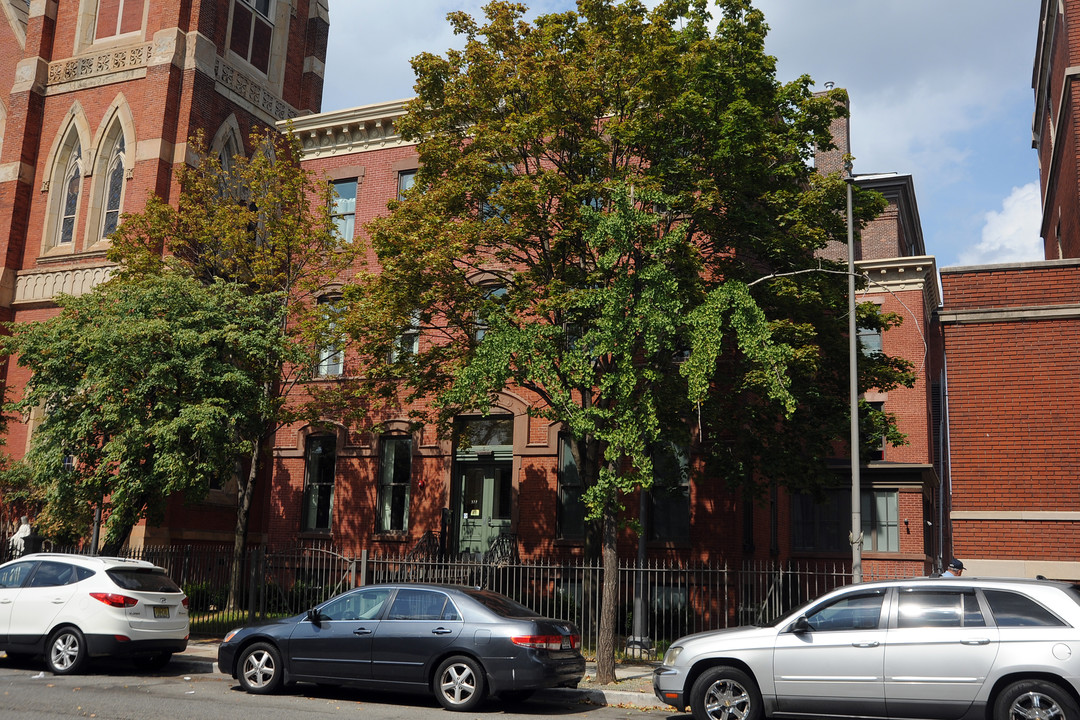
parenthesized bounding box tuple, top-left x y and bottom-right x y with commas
(653, 576, 1080, 720)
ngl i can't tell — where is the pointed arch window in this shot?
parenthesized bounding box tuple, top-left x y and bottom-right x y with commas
(59, 142, 83, 246)
(101, 136, 125, 240)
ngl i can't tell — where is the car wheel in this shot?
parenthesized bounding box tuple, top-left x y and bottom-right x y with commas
(994, 679, 1080, 720)
(142, 652, 172, 671)
(434, 655, 486, 711)
(498, 689, 535, 704)
(45, 627, 87, 675)
(689, 666, 763, 720)
(237, 642, 284, 695)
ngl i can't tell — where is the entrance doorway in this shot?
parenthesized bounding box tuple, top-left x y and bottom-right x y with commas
(452, 415, 514, 556)
(457, 462, 513, 556)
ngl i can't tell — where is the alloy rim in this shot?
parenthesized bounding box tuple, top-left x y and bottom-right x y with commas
(242, 650, 276, 688)
(51, 634, 79, 670)
(440, 663, 476, 705)
(704, 678, 751, 720)
(1010, 691, 1064, 720)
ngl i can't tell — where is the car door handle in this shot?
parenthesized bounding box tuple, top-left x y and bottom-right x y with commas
(961, 638, 991, 645)
(352, 627, 373, 636)
(432, 627, 454, 635)
(52, 598, 65, 604)
(852, 642, 880, 648)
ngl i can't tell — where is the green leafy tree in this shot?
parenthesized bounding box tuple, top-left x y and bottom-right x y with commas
(101, 127, 350, 606)
(2, 273, 286, 554)
(344, 0, 911, 681)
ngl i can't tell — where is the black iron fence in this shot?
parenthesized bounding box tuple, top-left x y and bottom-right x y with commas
(1, 541, 914, 657)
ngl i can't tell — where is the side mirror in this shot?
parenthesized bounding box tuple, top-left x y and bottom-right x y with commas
(306, 608, 322, 626)
(791, 615, 811, 634)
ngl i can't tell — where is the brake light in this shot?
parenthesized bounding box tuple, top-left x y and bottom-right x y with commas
(90, 592, 138, 608)
(182, 597, 189, 608)
(512, 635, 571, 650)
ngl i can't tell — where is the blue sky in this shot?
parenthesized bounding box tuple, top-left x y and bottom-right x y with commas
(322, 1, 1042, 268)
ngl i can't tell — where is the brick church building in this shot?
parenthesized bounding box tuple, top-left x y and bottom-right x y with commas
(0, 0, 328, 545)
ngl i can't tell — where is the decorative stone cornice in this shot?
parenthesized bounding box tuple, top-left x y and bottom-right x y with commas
(281, 99, 413, 159)
(214, 57, 299, 123)
(856, 254, 939, 309)
(13, 265, 114, 305)
(46, 43, 153, 93)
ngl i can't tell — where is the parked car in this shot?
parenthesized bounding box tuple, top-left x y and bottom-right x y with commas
(218, 583, 584, 711)
(654, 576, 1080, 720)
(0, 552, 189, 674)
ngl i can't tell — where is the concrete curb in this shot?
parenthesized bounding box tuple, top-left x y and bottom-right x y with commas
(175, 650, 667, 710)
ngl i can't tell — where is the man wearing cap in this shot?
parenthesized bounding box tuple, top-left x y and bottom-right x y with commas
(943, 558, 964, 577)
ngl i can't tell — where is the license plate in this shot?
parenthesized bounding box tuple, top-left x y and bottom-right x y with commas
(561, 637, 570, 650)
(153, 606, 170, 619)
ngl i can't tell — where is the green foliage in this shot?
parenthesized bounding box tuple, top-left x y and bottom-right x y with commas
(183, 579, 229, 613)
(2, 273, 288, 548)
(343, 0, 915, 682)
(348, 0, 908, 505)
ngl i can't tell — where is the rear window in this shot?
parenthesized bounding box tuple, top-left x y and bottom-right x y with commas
(984, 589, 1066, 627)
(466, 590, 539, 618)
(107, 568, 182, 593)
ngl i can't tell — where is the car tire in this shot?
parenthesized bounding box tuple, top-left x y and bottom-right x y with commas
(434, 655, 486, 712)
(689, 666, 763, 720)
(994, 679, 1080, 720)
(237, 642, 284, 695)
(498, 689, 535, 704)
(45, 627, 87, 675)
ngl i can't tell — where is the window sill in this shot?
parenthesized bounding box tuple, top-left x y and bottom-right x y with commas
(372, 533, 409, 543)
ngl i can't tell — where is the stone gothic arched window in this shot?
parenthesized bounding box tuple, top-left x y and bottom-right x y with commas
(58, 141, 83, 246)
(101, 135, 125, 240)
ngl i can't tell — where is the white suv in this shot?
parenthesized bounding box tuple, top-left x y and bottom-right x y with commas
(0, 553, 189, 674)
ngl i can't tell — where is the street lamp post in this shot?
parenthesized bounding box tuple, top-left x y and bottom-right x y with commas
(846, 162, 863, 583)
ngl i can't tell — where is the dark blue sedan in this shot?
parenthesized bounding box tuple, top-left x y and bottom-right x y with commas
(217, 583, 585, 711)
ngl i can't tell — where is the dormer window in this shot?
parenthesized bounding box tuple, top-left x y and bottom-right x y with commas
(230, 0, 273, 74)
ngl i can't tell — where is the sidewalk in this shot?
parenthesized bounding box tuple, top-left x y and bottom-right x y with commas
(179, 638, 668, 709)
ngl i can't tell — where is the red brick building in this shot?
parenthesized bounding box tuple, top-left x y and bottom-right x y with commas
(270, 100, 942, 575)
(0, 0, 329, 545)
(932, 0, 1080, 580)
(0, 2, 946, 577)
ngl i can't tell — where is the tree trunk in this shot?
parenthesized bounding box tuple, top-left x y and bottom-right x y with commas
(595, 490, 619, 684)
(226, 437, 261, 612)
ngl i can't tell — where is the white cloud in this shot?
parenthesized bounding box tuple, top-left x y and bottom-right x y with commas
(957, 183, 1043, 265)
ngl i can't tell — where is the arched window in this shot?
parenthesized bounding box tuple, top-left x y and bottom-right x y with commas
(59, 141, 83, 246)
(101, 135, 125, 240)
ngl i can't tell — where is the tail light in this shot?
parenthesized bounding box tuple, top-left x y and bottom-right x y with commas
(182, 597, 189, 608)
(512, 634, 577, 650)
(90, 592, 138, 608)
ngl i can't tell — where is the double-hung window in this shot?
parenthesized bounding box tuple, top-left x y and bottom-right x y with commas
(330, 178, 356, 241)
(648, 442, 690, 542)
(301, 435, 336, 532)
(397, 169, 416, 201)
(230, 0, 273, 74)
(316, 296, 344, 377)
(377, 436, 411, 532)
(557, 435, 586, 539)
(96, 0, 143, 40)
